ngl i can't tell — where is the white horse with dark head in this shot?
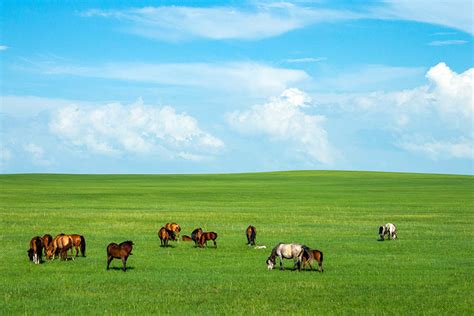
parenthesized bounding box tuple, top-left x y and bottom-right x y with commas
(379, 223, 397, 240)
(266, 243, 308, 271)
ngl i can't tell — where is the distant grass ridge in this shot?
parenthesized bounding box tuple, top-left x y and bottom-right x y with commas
(0, 171, 472, 314)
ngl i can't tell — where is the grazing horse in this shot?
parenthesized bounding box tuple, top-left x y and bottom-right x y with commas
(158, 227, 176, 247)
(27, 236, 43, 264)
(182, 235, 193, 241)
(165, 223, 181, 240)
(107, 241, 134, 272)
(246, 225, 256, 245)
(42, 234, 53, 255)
(266, 243, 307, 271)
(69, 234, 86, 257)
(191, 228, 203, 246)
(301, 248, 324, 272)
(379, 223, 397, 240)
(46, 234, 74, 260)
(199, 232, 218, 248)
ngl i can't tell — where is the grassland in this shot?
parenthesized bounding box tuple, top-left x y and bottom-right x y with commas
(0, 171, 472, 315)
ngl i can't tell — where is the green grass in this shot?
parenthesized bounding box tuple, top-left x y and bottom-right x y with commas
(0, 171, 473, 315)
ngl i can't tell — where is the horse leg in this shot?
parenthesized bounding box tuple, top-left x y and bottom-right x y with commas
(213, 239, 217, 248)
(107, 256, 113, 270)
(279, 256, 284, 271)
(122, 257, 127, 272)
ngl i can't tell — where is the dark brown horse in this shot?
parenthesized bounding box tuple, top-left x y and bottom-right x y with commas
(27, 236, 43, 264)
(158, 227, 176, 247)
(199, 232, 218, 248)
(69, 234, 86, 257)
(246, 225, 256, 245)
(46, 234, 74, 260)
(165, 223, 181, 240)
(302, 248, 324, 272)
(191, 228, 203, 246)
(42, 234, 53, 256)
(182, 235, 193, 241)
(107, 241, 134, 272)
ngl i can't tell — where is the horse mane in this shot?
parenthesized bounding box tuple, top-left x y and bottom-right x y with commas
(119, 240, 134, 246)
(269, 243, 282, 259)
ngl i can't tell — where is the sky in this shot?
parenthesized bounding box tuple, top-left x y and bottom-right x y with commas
(0, 0, 473, 174)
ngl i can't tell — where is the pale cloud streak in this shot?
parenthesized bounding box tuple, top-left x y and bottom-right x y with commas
(428, 40, 468, 46)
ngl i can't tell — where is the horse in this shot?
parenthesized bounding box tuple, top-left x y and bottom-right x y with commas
(266, 243, 307, 271)
(191, 228, 203, 246)
(301, 248, 324, 272)
(182, 235, 193, 241)
(379, 223, 397, 240)
(69, 234, 86, 257)
(246, 225, 256, 245)
(46, 234, 74, 260)
(42, 234, 53, 256)
(165, 223, 181, 240)
(158, 227, 176, 247)
(107, 241, 134, 272)
(199, 232, 218, 248)
(27, 236, 43, 264)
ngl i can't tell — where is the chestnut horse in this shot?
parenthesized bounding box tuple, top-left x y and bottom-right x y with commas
(46, 234, 74, 260)
(301, 248, 324, 272)
(158, 227, 176, 247)
(69, 234, 86, 257)
(107, 241, 134, 272)
(42, 234, 53, 256)
(246, 225, 256, 245)
(191, 228, 203, 246)
(27, 236, 43, 264)
(165, 223, 181, 240)
(199, 232, 218, 248)
(182, 235, 193, 241)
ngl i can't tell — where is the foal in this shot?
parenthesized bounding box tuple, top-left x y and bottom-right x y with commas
(246, 225, 256, 245)
(107, 241, 134, 272)
(158, 227, 176, 247)
(199, 232, 218, 248)
(301, 248, 324, 272)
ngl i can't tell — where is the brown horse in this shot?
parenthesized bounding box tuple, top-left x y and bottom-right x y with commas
(301, 248, 324, 272)
(191, 228, 203, 246)
(27, 236, 43, 264)
(107, 241, 134, 272)
(199, 232, 218, 248)
(46, 234, 74, 260)
(246, 225, 256, 245)
(165, 223, 181, 240)
(42, 234, 53, 256)
(158, 227, 176, 247)
(182, 235, 193, 241)
(69, 234, 86, 257)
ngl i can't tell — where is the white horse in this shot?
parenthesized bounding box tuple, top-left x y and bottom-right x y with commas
(379, 223, 397, 240)
(266, 243, 308, 271)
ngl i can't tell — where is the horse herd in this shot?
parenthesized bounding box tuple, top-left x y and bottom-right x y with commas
(28, 222, 397, 272)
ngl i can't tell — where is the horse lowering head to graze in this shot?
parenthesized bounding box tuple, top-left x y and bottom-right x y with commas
(191, 228, 203, 246)
(158, 227, 176, 247)
(246, 225, 256, 246)
(266, 243, 306, 271)
(27, 236, 43, 264)
(379, 223, 397, 240)
(165, 223, 181, 240)
(69, 234, 86, 257)
(182, 235, 193, 241)
(42, 234, 53, 255)
(46, 234, 74, 260)
(301, 247, 324, 272)
(107, 241, 134, 272)
(199, 232, 218, 248)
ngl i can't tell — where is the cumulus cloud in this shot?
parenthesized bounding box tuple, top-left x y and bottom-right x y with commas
(49, 99, 224, 160)
(23, 143, 53, 166)
(227, 88, 334, 164)
(398, 137, 473, 160)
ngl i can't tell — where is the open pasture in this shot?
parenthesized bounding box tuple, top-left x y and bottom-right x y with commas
(0, 171, 472, 314)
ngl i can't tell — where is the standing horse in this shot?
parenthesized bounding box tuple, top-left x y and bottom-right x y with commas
(266, 243, 307, 271)
(165, 223, 181, 240)
(42, 234, 53, 256)
(246, 225, 256, 245)
(69, 234, 86, 257)
(379, 223, 397, 240)
(158, 227, 176, 247)
(27, 236, 43, 264)
(46, 234, 74, 260)
(301, 248, 324, 272)
(199, 232, 218, 248)
(107, 241, 134, 272)
(191, 228, 203, 246)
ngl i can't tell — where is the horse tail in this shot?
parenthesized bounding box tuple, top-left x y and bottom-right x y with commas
(80, 235, 86, 257)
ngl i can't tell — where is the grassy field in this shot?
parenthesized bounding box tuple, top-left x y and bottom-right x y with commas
(0, 171, 472, 315)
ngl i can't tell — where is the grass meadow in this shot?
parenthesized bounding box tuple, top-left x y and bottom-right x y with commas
(0, 171, 472, 315)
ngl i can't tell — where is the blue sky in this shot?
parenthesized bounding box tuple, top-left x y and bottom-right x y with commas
(1, 0, 473, 174)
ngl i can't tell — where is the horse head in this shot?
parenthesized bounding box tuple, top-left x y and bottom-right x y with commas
(266, 257, 275, 270)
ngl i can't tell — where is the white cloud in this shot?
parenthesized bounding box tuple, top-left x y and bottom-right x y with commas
(84, 4, 359, 41)
(227, 88, 334, 164)
(0, 147, 12, 166)
(429, 40, 468, 46)
(284, 57, 327, 63)
(399, 137, 473, 160)
(23, 143, 53, 166)
(49, 99, 224, 160)
(374, 0, 473, 35)
(38, 61, 310, 96)
(0, 45, 8, 51)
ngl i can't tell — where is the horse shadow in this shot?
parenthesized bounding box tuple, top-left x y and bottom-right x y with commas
(108, 266, 135, 271)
